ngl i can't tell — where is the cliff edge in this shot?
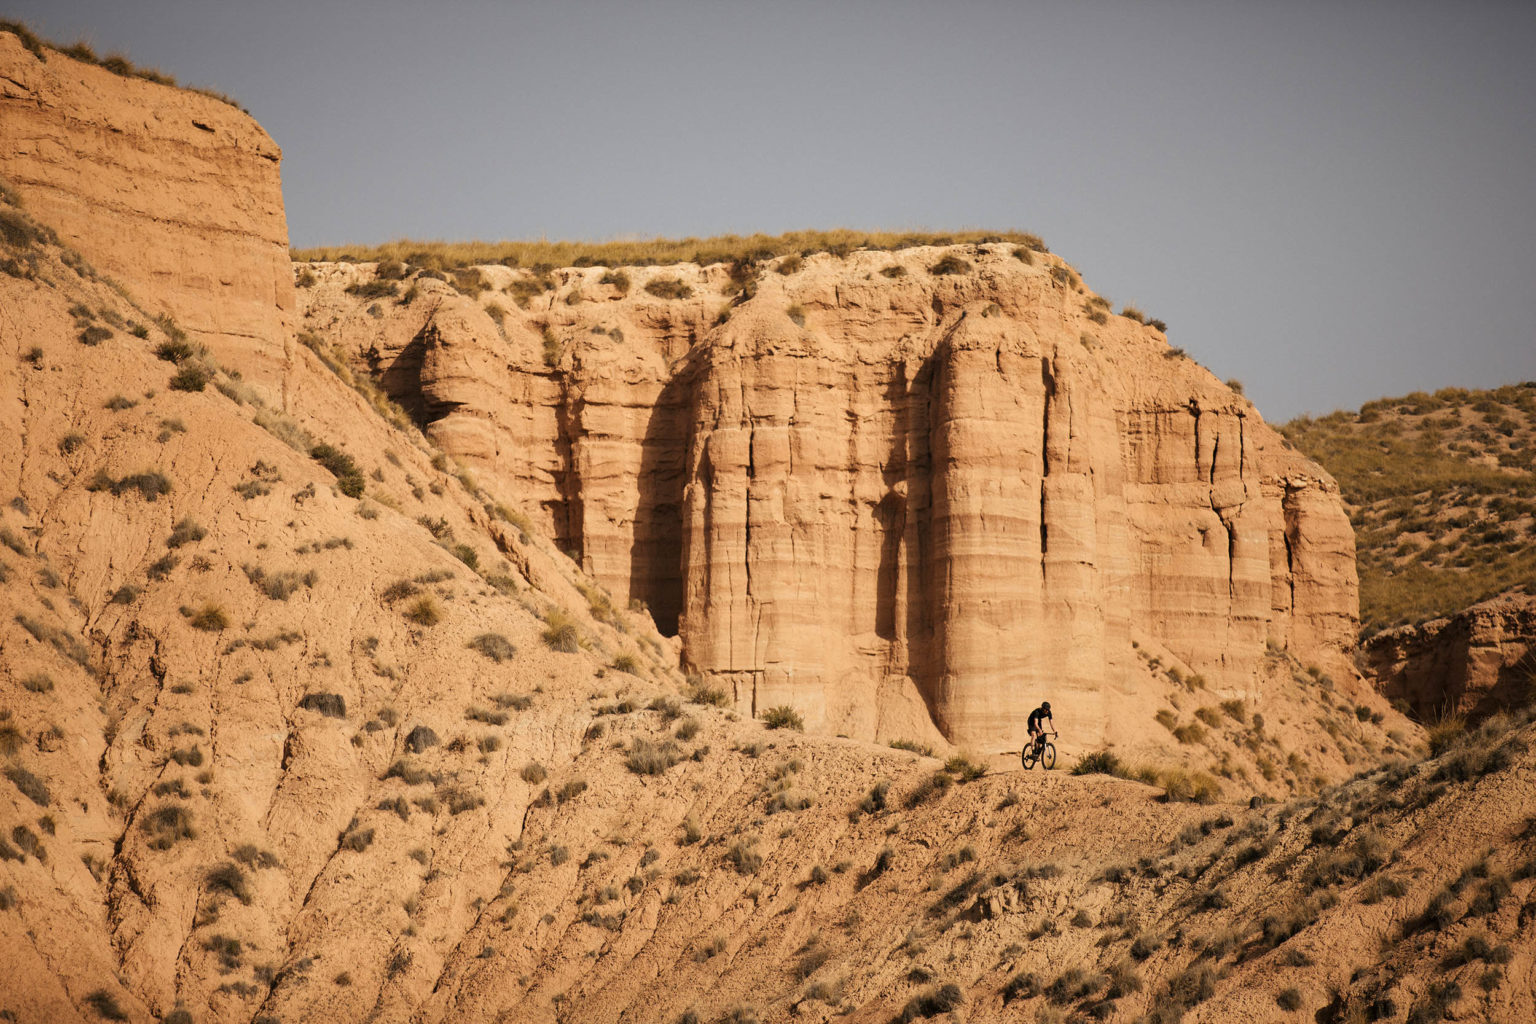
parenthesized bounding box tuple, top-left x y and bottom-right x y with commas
(299, 250, 1361, 750)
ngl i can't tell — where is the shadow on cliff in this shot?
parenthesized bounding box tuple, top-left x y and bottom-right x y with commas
(630, 353, 701, 636)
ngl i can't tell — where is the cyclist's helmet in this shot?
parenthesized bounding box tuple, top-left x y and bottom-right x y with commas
(1042, 701, 1051, 711)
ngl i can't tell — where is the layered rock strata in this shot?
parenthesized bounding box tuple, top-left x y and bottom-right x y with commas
(0, 33, 292, 387)
(1366, 590, 1536, 721)
(299, 252, 1360, 748)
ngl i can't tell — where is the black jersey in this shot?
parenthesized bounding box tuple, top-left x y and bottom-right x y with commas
(1027, 705, 1051, 732)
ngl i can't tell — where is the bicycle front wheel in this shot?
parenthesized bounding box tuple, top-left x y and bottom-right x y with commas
(1042, 744, 1056, 770)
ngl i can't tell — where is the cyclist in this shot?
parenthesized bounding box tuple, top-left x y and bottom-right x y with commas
(1026, 701, 1054, 758)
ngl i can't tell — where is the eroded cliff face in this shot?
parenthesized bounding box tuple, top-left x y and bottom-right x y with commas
(299, 251, 1360, 749)
(0, 33, 293, 387)
(1366, 591, 1536, 721)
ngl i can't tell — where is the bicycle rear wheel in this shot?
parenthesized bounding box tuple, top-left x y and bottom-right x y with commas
(1021, 748, 1036, 770)
(1042, 744, 1056, 770)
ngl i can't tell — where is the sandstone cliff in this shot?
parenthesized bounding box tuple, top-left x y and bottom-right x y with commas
(299, 252, 1360, 750)
(0, 28, 1462, 1024)
(0, 31, 293, 389)
(1366, 590, 1536, 720)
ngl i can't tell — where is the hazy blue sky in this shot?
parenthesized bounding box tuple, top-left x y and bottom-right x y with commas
(9, 0, 1534, 420)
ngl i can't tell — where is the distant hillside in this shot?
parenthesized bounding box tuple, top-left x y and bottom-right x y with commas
(1281, 383, 1536, 635)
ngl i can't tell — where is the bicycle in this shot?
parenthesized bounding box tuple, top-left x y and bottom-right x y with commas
(1021, 731, 1057, 770)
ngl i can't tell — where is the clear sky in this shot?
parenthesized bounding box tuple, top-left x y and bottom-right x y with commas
(8, 0, 1534, 420)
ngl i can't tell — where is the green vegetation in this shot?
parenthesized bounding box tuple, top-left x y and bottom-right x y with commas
(310, 442, 366, 498)
(468, 632, 516, 662)
(889, 738, 934, 757)
(293, 228, 1049, 272)
(928, 254, 972, 276)
(1282, 382, 1536, 632)
(643, 278, 693, 300)
(168, 364, 211, 391)
(404, 595, 441, 626)
(541, 608, 581, 652)
(206, 861, 252, 903)
(627, 738, 683, 775)
(189, 604, 228, 631)
(760, 705, 804, 731)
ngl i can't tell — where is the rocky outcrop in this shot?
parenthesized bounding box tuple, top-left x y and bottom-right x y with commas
(299, 249, 1361, 749)
(0, 32, 292, 387)
(1366, 590, 1536, 720)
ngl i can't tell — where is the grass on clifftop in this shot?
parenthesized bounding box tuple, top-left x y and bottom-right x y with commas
(1281, 382, 1536, 634)
(0, 20, 242, 109)
(291, 228, 1049, 272)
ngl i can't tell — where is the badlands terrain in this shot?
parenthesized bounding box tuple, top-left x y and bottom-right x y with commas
(1, 24, 1534, 1024)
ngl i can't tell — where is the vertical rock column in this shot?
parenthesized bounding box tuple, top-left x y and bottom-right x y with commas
(925, 324, 1051, 745)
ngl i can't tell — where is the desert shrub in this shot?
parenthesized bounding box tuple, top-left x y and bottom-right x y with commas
(310, 443, 365, 498)
(542, 608, 580, 652)
(1047, 968, 1107, 1004)
(5, 765, 49, 806)
(1302, 828, 1389, 889)
(556, 778, 588, 803)
(686, 683, 730, 707)
(644, 278, 693, 299)
(298, 693, 347, 719)
(761, 705, 804, 731)
(403, 725, 438, 753)
(889, 738, 934, 757)
(468, 632, 516, 662)
(83, 990, 127, 1020)
(881, 264, 908, 278)
(726, 840, 763, 875)
(943, 754, 986, 782)
(1072, 750, 1123, 776)
(0, 723, 21, 757)
(1173, 722, 1207, 745)
(465, 706, 508, 726)
(1002, 971, 1041, 1004)
(382, 759, 434, 785)
(90, 470, 173, 501)
(1219, 699, 1247, 723)
(627, 738, 684, 776)
(905, 770, 954, 808)
(232, 844, 279, 869)
(928, 255, 971, 276)
(1194, 706, 1222, 728)
(142, 802, 196, 850)
(21, 672, 54, 693)
(168, 364, 211, 391)
(613, 652, 641, 675)
(165, 518, 205, 548)
(859, 779, 891, 815)
(206, 861, 252, 903)
(340, 825, 375, 851)
(598, 269, 630, 293)
(1157, 768, 1221, 804)
(345, 279, 397, 299)
(244, 566, 317, 601)
(674, 717, 701, 741)
(895, 984, 963, 1022)
(79, 325, 113, 346)
(444, 786, 485, 814)
(189, 604, 228, 631)
(404, 595, 441, 626)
